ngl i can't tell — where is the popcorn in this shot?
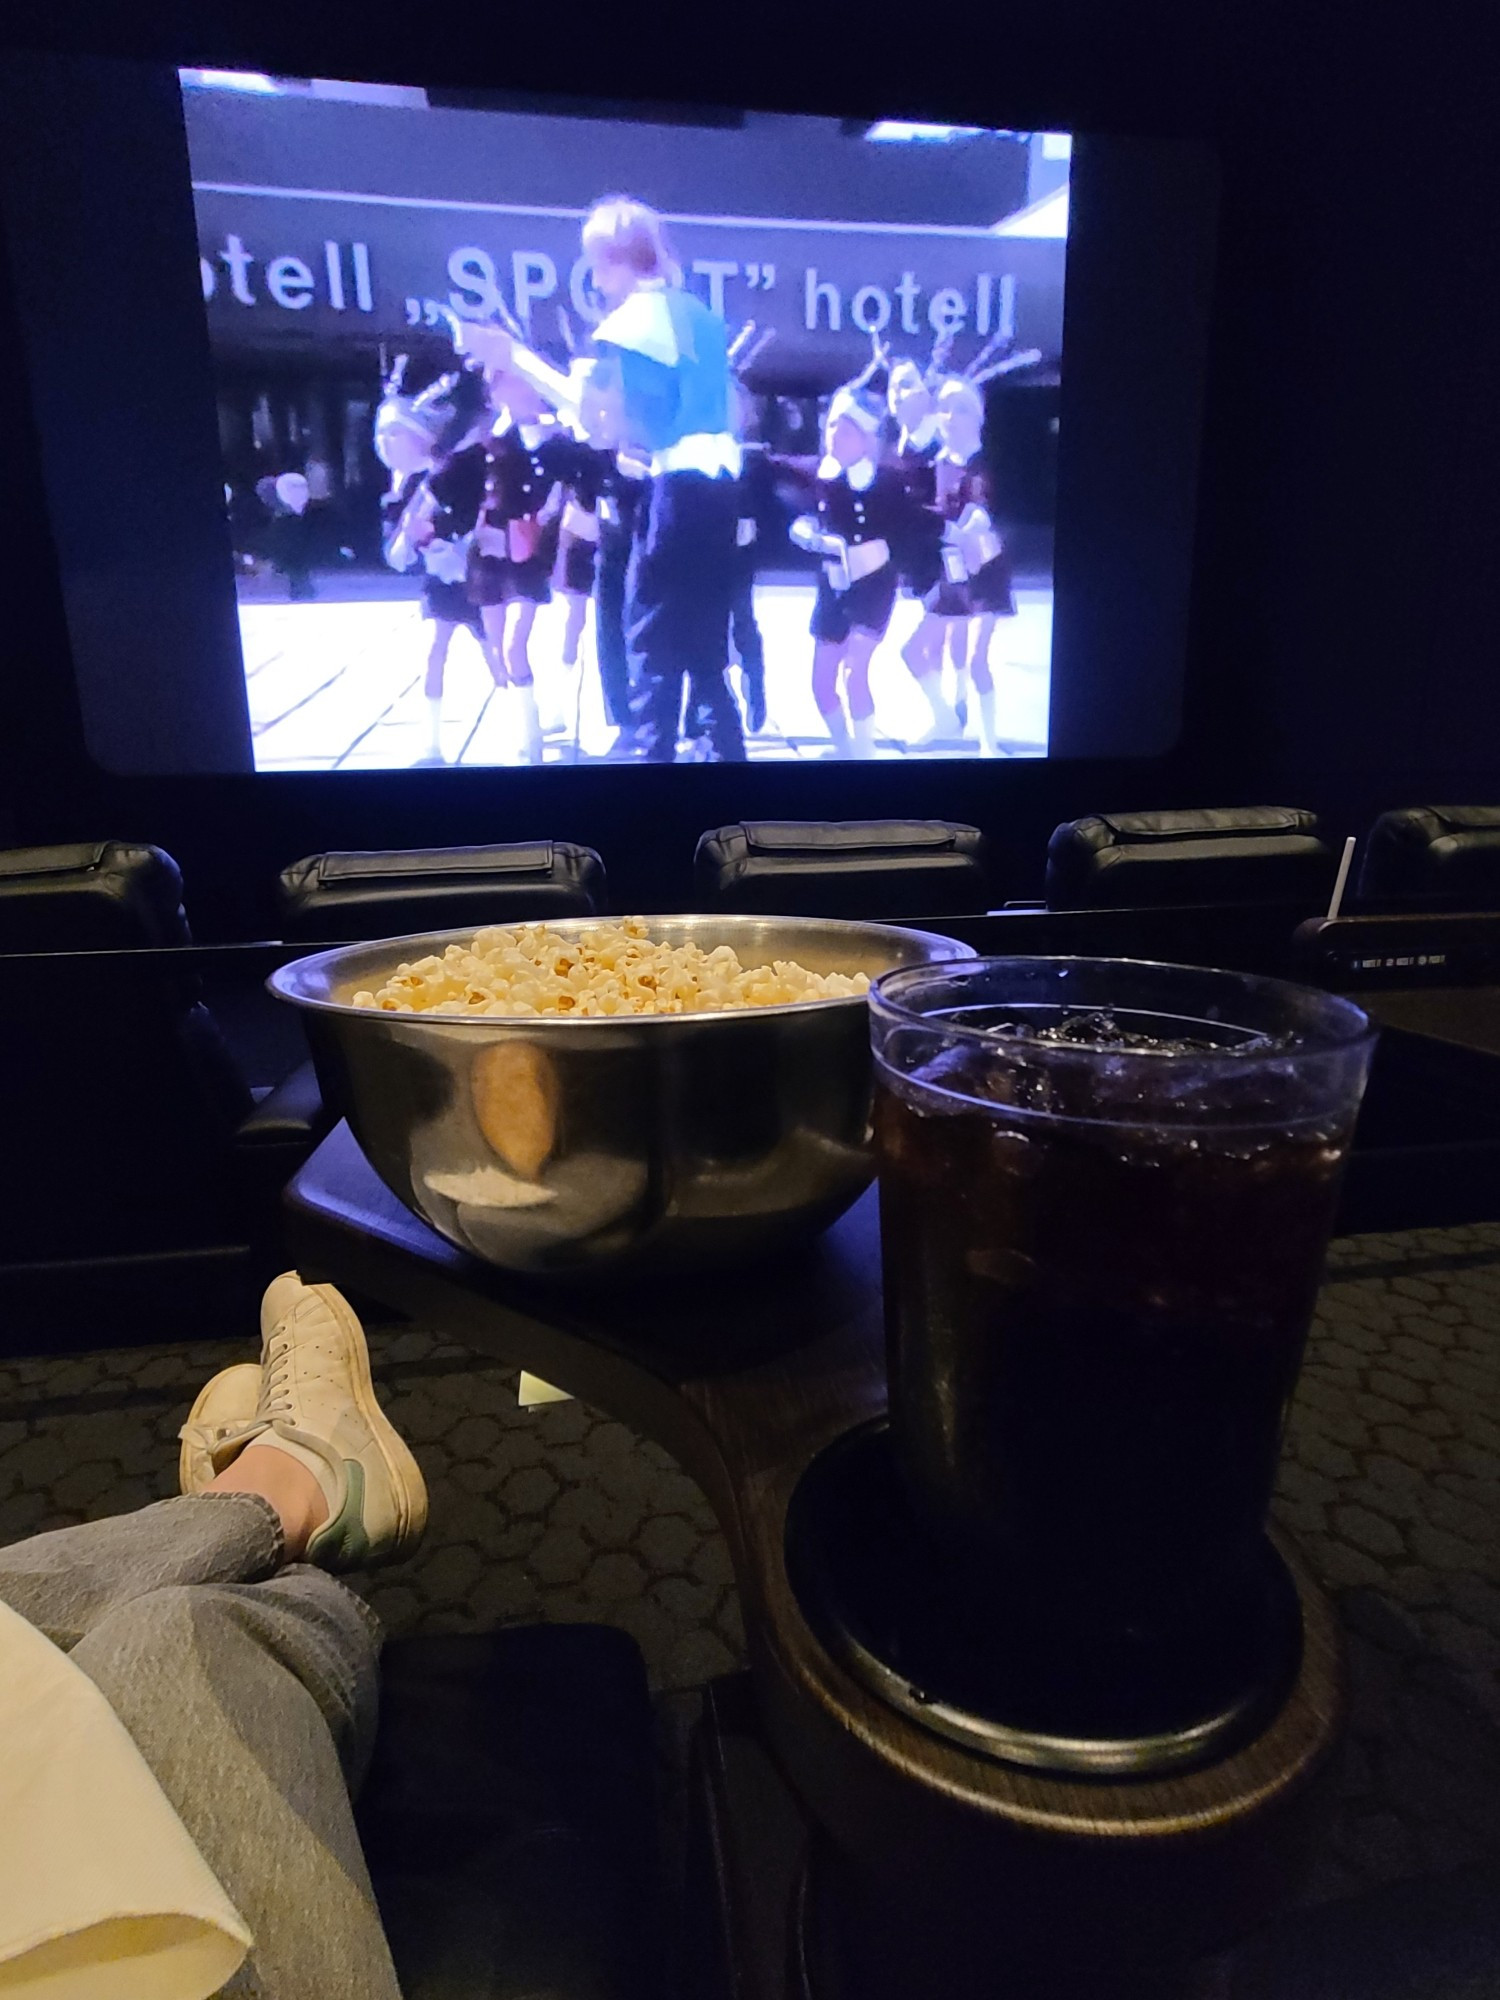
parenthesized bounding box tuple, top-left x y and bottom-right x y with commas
(349, 918, 870, 1018)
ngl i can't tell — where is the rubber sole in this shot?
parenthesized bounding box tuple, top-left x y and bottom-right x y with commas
(296, 1281, 430, 1562)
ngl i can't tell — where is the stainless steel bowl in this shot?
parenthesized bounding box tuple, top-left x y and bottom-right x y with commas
(270, 914, 972, 1279)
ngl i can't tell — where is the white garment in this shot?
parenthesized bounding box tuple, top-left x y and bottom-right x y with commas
(593, 279, 675, 365)
(650, 434, 741, 479)
(0, 1602, 250, 1997)
(423, 536, 468, 585)
(840, 538, 891, 584)
(814, 455, 876, 490)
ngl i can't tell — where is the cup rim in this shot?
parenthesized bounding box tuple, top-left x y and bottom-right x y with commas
(870, 955, 1375, 1069)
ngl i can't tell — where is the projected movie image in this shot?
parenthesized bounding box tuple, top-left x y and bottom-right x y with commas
(184, 75, 1069, 769)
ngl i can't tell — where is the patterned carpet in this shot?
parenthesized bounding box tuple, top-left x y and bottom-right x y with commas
(1, 1217, 1497, 1928)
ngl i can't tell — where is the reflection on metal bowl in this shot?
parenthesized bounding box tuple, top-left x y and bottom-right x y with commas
(270, 914, 974, 1278)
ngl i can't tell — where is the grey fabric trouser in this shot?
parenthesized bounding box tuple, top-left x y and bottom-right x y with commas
(0, 1493, 402, 1999)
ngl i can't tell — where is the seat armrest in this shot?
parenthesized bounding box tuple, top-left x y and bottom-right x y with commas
(235, 1060, 328, 1147)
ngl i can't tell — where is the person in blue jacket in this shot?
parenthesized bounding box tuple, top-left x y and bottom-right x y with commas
(463, 198, 747, 763)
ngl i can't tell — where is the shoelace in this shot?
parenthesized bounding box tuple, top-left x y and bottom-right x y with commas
(260, 1330, 296, 1425)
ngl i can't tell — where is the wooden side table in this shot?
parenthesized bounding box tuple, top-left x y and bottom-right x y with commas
(288, 1123, 1347, 1996)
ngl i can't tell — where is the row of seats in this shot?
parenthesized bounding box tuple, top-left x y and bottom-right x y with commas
(1052, 803, 1500, 913)
(1, 803, 1494, 1266)
(276, 802, 1500, 929)
(3, 807, 1499, 967)
(274, 825, 993, 933)
(0, 828, 989, 945)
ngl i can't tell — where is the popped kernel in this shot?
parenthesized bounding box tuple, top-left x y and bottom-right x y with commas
(348, 921, 870, 1018)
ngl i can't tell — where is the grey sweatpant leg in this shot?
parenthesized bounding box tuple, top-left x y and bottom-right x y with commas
(0, 1493, 402, 1999)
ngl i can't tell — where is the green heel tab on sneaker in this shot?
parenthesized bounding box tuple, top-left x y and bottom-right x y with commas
(307, 1461, 372, 1571)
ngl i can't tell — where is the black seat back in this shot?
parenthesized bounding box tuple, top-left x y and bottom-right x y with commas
(0, 840, 193, 949)
(694, 820, 989, 919)
(0, 843, 250, 1267)
(1046, 807, 1337, 911)
(361, 1626, 661, 2000)
(1358, 806, 1500, 909)
(278, 842, 608, 942)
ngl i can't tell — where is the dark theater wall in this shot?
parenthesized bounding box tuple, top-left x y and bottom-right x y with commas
(1179, 7, 1500, 816)
(1, 0, 1497, 931)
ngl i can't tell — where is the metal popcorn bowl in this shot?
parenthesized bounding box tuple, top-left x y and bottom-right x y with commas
(270, 915, 973, 1279)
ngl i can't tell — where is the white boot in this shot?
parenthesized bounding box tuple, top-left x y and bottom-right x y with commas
(916, 674, 962, 742)
(976, 686, 999, 757)
(851, 713, 877, 759)
(515, 684, 544, 764)
(821, 704, 853, 758)
(424, 695, 445, 761)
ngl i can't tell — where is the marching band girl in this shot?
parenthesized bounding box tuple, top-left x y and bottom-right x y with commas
(467, 367, 577, 764)
(374, 351, 496, 762)
(787, 384, 913, 758)
(904, 373, 1015, 756)
(384, 453, 490, 762)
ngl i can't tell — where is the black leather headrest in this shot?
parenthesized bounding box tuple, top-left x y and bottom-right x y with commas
(694, 820, 988, 918)
(740, 821, 963, 854)
(1358, 806, 1500, 909)
(277, 843, 607, 942)
(307, 844, 559, 885)
(1092, 806, 1313, 841)
(0, 841, 192, 950)
(1046, 808, 1336, 911)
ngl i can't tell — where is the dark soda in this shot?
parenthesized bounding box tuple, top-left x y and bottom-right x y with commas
(875, 1030, 1357, 1650)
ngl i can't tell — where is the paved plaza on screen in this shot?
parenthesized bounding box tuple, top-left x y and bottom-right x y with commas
(241, 580, 1052, 771)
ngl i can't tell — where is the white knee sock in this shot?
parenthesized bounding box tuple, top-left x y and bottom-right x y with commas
(851, 713, 876, 758)
(514, 684, 543, 764)
(425, 695, 444, 759)
(917, 674, 961, 738)
(540, 669, 574, 736)
(821, 704, 852, 757)
(976, 687, 999, 757)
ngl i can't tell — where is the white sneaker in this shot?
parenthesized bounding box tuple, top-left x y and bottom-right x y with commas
(213, 1273, 428, 1571)
(179, 1364, 262, 1495)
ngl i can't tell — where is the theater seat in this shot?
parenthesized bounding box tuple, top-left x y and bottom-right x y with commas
(693, 820, 989, 919)
(0, 841, 252, 1269)
(0, 841, 324, 1291)
(278, 843, 608, 943)
(360, 1625, 662, 2000)
(1358, 806, 1500, 909)
(0, 838, 195, 949)
(1046, 807, 1338, 911)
